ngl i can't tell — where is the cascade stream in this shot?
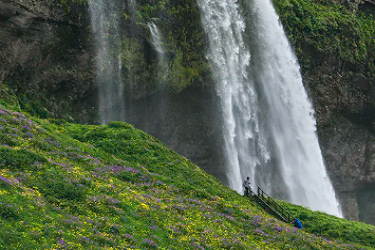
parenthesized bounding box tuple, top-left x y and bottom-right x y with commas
(197, 0, 341, 216)
(148, 22, 168, 85)
(89, 0, 125, 124)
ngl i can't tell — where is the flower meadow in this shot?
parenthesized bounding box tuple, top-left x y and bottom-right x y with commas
(0, 104, 375, 249)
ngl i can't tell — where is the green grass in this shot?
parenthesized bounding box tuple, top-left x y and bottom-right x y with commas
(0, 103, 375, 249)
(279, 201, 375, 248)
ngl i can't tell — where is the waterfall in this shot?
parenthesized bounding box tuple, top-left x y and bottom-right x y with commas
(198, 0, 341, 216)
(148, 22, 168, 85)
(129, 0, 137, 23)
(148, 22, 165, 58)
(89, 0, 125, 124)
(196, 0, 260, 195)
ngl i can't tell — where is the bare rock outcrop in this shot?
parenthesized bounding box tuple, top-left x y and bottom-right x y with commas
(0, 0, 96, 122)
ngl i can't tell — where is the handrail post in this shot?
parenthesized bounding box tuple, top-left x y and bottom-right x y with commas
(255, 186, 296, 223)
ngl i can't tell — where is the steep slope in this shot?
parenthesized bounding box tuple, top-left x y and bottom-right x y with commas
(0, 102, 375, 249)
(280, 201, 375, 248)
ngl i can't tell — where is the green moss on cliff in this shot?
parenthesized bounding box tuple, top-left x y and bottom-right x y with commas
(0, 83, 19, 108)
(58, 0, 89, 17)
(169, 51, 206, 92)
(123, 0, 210, 95)
(273, 0, 375, 77)
(121, 37, 155, 96)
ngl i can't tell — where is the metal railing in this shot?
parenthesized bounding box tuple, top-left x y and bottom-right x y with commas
(257, 187, 295, 223)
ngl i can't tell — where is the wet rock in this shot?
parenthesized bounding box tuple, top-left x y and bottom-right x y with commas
(0, 0, 96, 122)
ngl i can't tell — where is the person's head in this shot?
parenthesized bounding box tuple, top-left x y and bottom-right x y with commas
(246, 177, 249, 180)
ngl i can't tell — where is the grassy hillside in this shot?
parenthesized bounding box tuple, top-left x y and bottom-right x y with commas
(0, 102, 375, 249)
(280, 201, 375, 247)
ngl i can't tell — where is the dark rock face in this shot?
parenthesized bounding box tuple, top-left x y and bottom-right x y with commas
(123, 86, 228, 185)
(0, 0, 97, 122)
(357, 184, 375, 224)
(319, 117, 375, 221)
(302, 50, 375, 224)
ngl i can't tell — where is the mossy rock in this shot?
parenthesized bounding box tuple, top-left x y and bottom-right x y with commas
(0, 83, 19, 108)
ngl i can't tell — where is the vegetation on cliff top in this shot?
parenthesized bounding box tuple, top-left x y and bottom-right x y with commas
(274, 0, 375, 77)
(0, 96, 375, 249)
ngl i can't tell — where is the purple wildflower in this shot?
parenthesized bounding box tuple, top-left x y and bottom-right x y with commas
(86, 218, 94, 224)
(274, 225, 282, 232)
(142, 238, 158, 248)
(21, 125, 30, 131)
(192, 242, 205, 250)
(254, 229, 267, 236)
(123, 234, 137, 242)
(58, 238, 65, 245)
(0, 175, 11, 185)
(81, 236, 90, 242)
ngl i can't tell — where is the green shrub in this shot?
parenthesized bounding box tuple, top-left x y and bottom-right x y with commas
(82, 128, 109, 142)
(0, 203, 19, 220)
(279, 200, 375, 248)
(0, 147, 46, 170)
(33, 172, 88, 204)
(107, 121, 134, 129)
(0, 134, 18, 147)
(48, 118, 68, 126)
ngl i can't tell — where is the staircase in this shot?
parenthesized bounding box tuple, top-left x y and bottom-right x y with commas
(252, 187, 296, 223)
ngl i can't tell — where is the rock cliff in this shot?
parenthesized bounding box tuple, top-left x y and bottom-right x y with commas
(274, 0, 375, 224)
(0, 0, 97, 121)
(0, 0, 228, 188)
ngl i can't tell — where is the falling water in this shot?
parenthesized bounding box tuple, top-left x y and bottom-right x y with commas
(148, 22, 168, 84)
(89, 0, 125, 124)
(129, 0, 137, 23)
(198, 0, 341, 215)
(196, 0, 260, 195)
(148, 22, 165, 57)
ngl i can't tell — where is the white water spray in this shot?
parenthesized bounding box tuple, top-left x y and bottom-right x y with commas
(148, 22, 168, 84)
(198, 0, 341, 216)
(196, 0, 260, 194)
(89, 0, 125, 124)
(148, 22, 165, 58)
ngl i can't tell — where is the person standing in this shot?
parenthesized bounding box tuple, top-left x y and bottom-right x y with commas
(243, 177, 251, 197)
